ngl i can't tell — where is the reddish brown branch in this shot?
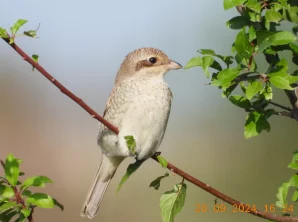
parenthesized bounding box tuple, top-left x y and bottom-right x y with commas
(2, 37, 298, 222)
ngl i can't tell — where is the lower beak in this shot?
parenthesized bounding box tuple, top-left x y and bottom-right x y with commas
(167, 60, 182, 70)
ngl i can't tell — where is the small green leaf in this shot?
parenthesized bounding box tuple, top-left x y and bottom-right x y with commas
(21, 208, 31, 217)
(53, 198, 64, 211)
(223, 0, 246, 10)
(262, 85, 273, 100)
(0, 209, 18, 222)
(265, 9, 283, 23)
(124, 135, 136, 154)
(201, 56, 214, 78)
(276, 182, 290, 208)
(21, 176, 52, 191)
(149, 172, 169, 190)
(292, 190, 298, 201)
(10, 19, 28, 35)
(160, 183, 187, 222)
(117, 160, 144, 193)
(0, 185, 15, 198)
(22, 190, 32, 197)
(5, 154, 21, 186)
(9, 38, 14, 44)
(212, 68, 240, 90)
(229, 95, 251, 108)
(184, 56, 202, 69)
(245, 0, 261, 13)
(24, 30, 37, 38)
(0, 202, 19, 214)
(245, 81, 263, 100)
(270, 76, 293, 90)
(249, 12, 261, 22)
(26, 193, 54, 208)
(289, 174, 298, 188)
(226, 16, 250, 29)
(32, 54, 39, 63)
(248, 26, 256, 41)
(157, 156, 168, 168)
(244, 112, 270, 138)
(235, 28, 253, 59)
(0, 27, 9, 38)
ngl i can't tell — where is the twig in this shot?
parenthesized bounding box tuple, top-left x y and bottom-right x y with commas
(269, 101, 292, 112)
(0, 159, 5, 169)
(2, 37, 298, 222)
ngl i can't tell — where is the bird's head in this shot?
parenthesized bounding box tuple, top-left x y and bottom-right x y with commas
(115, 47, 181, 84)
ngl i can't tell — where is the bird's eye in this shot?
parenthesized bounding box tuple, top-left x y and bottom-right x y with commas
(148, 57, 157, 64)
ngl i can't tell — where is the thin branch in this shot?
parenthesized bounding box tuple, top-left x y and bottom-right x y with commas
(274, 111, 293, 118)
(269, 101, 293, 112)
(2, 37, 298, 222)
(0, 159, 5, 169)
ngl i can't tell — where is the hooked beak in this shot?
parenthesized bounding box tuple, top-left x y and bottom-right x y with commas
(167, 60, 182, 70)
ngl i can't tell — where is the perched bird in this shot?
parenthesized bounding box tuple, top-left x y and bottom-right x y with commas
(81, 47, 181, 219)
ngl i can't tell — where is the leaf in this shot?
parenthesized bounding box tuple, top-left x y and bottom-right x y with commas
(26, 193, 54, 208)
(198, 49, 234, 67)
(265, 9, 283, 23)
(248, 26, 256, 41)
(0, 209, 18, 222)
(160, 183, 187, 222)
(263, 85, 273, 100)
(276, 182, 290, 208)
(245, 0, 261, 13)
(117, 160, 144, 193)
(223, 0, 246, 10)
(32, 54, 39, 63)
(124, 135, 136, 154)
(289, 174, 298, 188)
(149, 172, 169, 190)
(212, 68, 240, 90)
(235, 28, 253, 59)
(5, 154, 21, 186)
(21, 208, 31, 217)
(293, 25, 298, 36)
(229, 95, 251, 108)
(10, 19, 28, 35)
(202, 56, 214, 78)
(0, 202, 19, 214)
(0, 185, 15, 198)
(249, 12, 261, 22)
(226, 16, 250, 29)
(157, 156, 168, 168)
(53, 198, 64, 211)
(245, 81, 263, 100)
(21, 176, 52, 191)
(22, 190, 32, 197)
(288, 152, 298, 170)
(292, 190, 298, 201)
(0, 27, 9, 38)
(270, 76, 293, 90)
(184, 56, 202, 69)
(244, 112, 270, 138)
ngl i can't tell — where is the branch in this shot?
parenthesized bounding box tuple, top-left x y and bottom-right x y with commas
(2, 37, 298, 222)
(269, 101, 293, 112)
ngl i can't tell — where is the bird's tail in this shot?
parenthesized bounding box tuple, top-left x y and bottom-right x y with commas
(81, 155, 123, 219)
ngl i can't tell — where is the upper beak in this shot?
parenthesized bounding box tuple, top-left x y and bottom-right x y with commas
(167, 60, 182, 70)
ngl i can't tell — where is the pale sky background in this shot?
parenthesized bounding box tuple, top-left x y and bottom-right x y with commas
(0, 0, 298, 222)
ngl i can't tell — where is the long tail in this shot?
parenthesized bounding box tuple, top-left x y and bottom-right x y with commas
(81, 155, 123, 219)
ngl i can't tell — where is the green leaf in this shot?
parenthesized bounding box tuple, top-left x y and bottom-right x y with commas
(270, 76, 293, 90)
(276, 182, 290, 208)
(288, 152, 298, 170)
(226, 16, 250, 29)
(0, 202, 19, 214)
(21, 176, 52, 191)
(224, 0, 246, 10)
(235, 28, 253, 59)
(26, 193, 54, 208)
(53, 198, 64, 211)
(265, 9, 283, 23)
(184, 56, 202, 69)
(245, 0, 261, 13)
(198, 49, 233, 67)
(0, 27, 9, 38)
(32, 54, 39, 63)
(0, 209, 18, 222)
(5, 154, 21, 186)
(289, 174, 298, 188)
(124, 135, 136, 154)
(249, 12, 261, 22)
(245, 81, 263, 100)
(262, 85, 273, 100)
(293, 25, 298, 36)
(229, 95, 251, 108)
(0, 185, 15, 198)
(10, 19, 28, 35)
(160, 183, 187, 222)
(21, 208, 31, 217)
(244, 112, 270, 138)
(212, 68, 240, 90)
(157, 156, 168, 168)
(201, 56, 214, 78)
(149, 172, 169, 190)
(292, 190, 298, 201)
(117, 160, 144, 193)
(248, 26, 256, 41)
(22, 190, 32, 197)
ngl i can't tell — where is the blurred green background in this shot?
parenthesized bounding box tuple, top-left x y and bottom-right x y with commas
(0, 0, 298, 221)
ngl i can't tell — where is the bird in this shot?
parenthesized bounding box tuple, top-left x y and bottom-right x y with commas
(81, 47, 182, 219)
